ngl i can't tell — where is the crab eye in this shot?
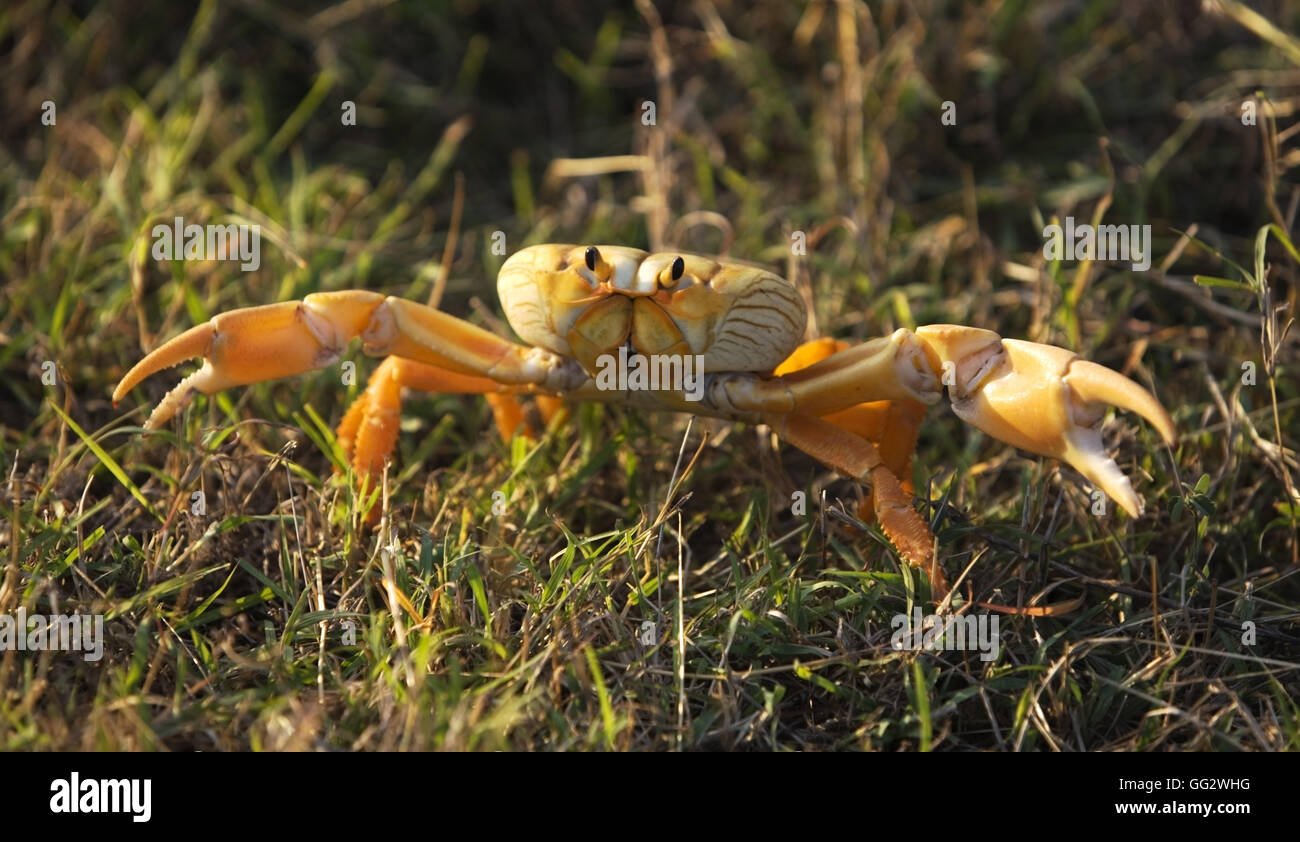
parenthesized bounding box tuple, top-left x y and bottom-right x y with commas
(585, 246, 600, 272)
(657, 256, 686, 289)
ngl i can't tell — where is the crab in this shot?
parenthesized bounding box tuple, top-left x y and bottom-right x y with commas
(113, 243, 1175, 599)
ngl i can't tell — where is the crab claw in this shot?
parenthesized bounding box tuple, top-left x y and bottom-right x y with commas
(113, 291, 387, 429)
(915, 325, 1175, 517)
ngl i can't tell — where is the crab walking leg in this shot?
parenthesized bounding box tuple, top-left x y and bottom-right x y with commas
(534, 395, 569, 428)
(769, 413, 947, 597)
(112, 290, 586, 429)
(337, 355, 530, 477)
(775, 338, 927, 524)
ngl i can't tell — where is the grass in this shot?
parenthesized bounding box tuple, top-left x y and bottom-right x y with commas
(1, 0, 1298, 751)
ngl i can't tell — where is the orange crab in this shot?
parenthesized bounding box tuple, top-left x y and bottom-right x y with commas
(113, 243, 1175, 598)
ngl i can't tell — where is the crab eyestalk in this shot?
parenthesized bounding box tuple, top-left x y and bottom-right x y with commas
(915, 325, 1176, 517)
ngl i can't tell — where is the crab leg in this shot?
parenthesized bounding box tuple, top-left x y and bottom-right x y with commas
(727, 325, 1173, 518)
(712, 325, 1173, 594)
(112, 291, 587, 430)
(337, 355, 529, 478)
(770, 412, 947, 595)
(774, 337, 927, 527)
(335, 355, 574, 523)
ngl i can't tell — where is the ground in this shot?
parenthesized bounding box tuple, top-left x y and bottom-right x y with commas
(1, 0, 1298, 750)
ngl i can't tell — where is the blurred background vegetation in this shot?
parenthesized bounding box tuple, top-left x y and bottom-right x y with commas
(1, 0, 1297, 750)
